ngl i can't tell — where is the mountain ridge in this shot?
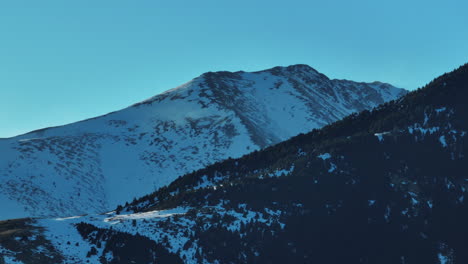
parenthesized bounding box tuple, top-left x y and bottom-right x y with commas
(0, 64, 406, 220)
(3, 64, 401, 140)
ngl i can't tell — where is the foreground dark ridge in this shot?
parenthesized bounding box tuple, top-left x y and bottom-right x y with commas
(131, 63, 468, 212)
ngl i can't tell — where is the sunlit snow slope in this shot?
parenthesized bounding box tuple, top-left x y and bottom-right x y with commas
(0, 64, 406, 219)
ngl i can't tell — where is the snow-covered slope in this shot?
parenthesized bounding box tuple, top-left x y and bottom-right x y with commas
(0, 64, 406, 219)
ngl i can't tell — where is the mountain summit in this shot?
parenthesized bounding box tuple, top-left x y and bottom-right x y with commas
(0, 64, 406, 219)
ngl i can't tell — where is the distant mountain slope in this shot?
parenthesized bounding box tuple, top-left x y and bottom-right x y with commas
(0, 64, 406, 219)
(1, 64, 465, 263)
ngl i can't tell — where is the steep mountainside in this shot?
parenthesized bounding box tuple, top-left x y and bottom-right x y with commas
(0, 64, 405, 219)
(0, 63, 465, 264)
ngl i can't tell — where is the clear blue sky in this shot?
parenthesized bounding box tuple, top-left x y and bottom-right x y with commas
(1, 0, 467, 138)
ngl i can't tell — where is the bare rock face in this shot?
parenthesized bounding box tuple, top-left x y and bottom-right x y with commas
(0, 64, 406, 219)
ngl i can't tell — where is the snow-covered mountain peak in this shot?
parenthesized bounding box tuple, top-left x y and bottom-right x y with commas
(0, 65, 406, 219)
(258, 63, 321, 75)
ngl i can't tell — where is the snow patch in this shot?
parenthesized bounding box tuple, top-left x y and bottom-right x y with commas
(374, 131, 390, 142)
(438, 253, 449, 264)
(318, 153, 331, 160)
(435, 107, 447, 113)
(104, 207, 189, 222)
(268, 165, 295, 178)
(439, 136, 447, 147)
